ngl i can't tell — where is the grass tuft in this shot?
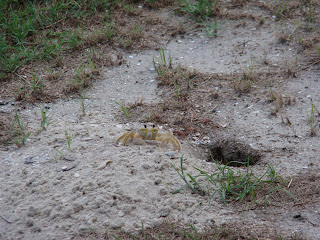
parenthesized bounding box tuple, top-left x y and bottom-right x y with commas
(173, 155, 296, 205)
(115, 101, 131, 119)
(306, 101, 320, 136)
(11, 110, 31, 146)
(40, 105, 53, 131)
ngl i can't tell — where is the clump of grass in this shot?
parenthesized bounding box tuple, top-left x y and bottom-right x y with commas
(115, 101, 131, 119)
(103, 22, 115, 41)
(178, 0, 220, 21)
(40, 105, 53, 131)
(130, 24, 144, 39)
(31, 73, 43, 95)
(233, 57, 255, 93)
(273, 0, 287, 19)
(11, 110, 31, 146)
(173, 79, 180, 98)
(268, 89, 294, 115)
(153, 48, 173, 82)
(173, 155, 295, 205)
(69, 63, 95, 91)
(306, 0, 314, 28)
(182, 70, 197, 89)
(198, 17, 221, 37)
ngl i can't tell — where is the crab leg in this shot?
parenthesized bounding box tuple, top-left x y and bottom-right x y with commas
(122, 131, 136, 145)
(116, 132, 130, 143)
(156, 133, 181, 152)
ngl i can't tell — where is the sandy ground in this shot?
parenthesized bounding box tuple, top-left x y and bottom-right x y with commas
(1, 14, 320, 240)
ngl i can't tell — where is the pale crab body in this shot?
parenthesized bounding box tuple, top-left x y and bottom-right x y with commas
(116, 127, 181, 152)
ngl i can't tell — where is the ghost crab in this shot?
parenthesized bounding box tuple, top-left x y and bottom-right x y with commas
(116, 125, 181, 152)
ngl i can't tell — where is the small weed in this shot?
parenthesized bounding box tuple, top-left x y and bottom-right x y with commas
(306, 102, 320, 136)
(123, 4, 136, 15)
(182, 70, 196, 89)
(31, 73, 43, 94)
(40, 105, 53, 131)
(115, 101, 131, 119)
(281, 114, 297, 137)
(65, 128, 71, 149)
(268, 89, 293, 115)
(233, 78, 252, 93)
(246, 56, 254, 80)
(173, 155, 295, 205)
(198, 17, 221, 37)
(130, 25, 143, 39)
(54, 148, 65, 160)
(179, 0, 219, 21)
(103, 22, 115, 41)
(11, 110, 31, 146)
(286, 56, 298, 77)
(153, 49, 173, 81)
(46, 67, 62, 81)
(233, 57, 255, 93)
(79, 88, 93, 116)
(70, 65, 93, 90)
(173, 79, 180, 98)
(306, 0, 314, 26)
(274, 0, 287, 19)
(275, 24, 297, 44)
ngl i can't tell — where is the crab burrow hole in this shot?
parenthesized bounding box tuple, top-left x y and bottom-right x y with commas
(207, 138, 261, 167)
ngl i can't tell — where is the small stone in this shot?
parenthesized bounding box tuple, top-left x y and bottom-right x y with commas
(74, 173, 80, 178)
(118, 210, 125, 217)
(111, 219, 125, 229)
(82, 137, 93, 141)
(98, 160, 113, 170)
(157, 208, 170, 217)
(141, 163, 150, 170)
(164, 152, 176, 158)
(73, 203, 84, 213)
(159, 188, 167, 195)
(31, 226, 41, 232)
(61, 166, 68, 171)
(26, 220, 34, 227)
(27, 206, 40, 217)
(98, 162, 107, 170)
(150, 219, 161, 228)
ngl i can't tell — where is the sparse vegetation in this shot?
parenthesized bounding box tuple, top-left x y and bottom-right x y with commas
(153, 48, 173, 82)
(11, 110, 31, 146)
(268, 89, 294, 115)
(79, 88, 93, 116)
(40, 105, 53, 131)
(65, 128, 72, 149)
(307, 102, 320, 136)
(178, 0, 220, 21)
(0, 1, 320, 239)
(173, 155, 295, 205)
(115, 101, 131, 119)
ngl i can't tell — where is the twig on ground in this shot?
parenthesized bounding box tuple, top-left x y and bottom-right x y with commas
(1, 215, 12, 224)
